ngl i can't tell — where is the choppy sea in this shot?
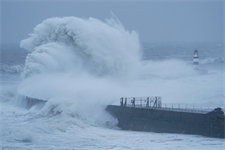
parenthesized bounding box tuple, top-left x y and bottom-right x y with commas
(0, 16, 224, 149)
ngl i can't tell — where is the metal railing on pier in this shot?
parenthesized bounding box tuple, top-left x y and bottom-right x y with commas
(120, 97, 213, 114)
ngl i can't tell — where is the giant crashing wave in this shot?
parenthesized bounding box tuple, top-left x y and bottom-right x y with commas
(17, 15, 199, 114)
(20, 16, 141, 79)
(17, 16, 142, 110)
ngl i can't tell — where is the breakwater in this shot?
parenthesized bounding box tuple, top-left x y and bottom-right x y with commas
(106, 97, 225, 138)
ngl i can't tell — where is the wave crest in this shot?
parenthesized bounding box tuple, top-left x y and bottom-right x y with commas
(1, 64, 24, 74)
(20, 17, 141, 79)
(200, 57, 225, 65)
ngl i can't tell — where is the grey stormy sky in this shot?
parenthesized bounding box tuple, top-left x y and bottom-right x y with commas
(0, 0, 224, 44)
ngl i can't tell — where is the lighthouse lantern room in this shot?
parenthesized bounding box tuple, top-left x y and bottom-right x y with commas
(193, 49, 199, 68)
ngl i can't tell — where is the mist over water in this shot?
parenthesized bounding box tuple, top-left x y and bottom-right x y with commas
(17, 16, 141, 123)
(17, 16, 224, 121)
(1, 16, 224, 149)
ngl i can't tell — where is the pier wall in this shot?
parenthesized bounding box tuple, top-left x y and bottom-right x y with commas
(106, 105, 225, 138)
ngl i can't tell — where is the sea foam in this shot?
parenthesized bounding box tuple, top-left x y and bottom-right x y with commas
(18, 16, 223, 127)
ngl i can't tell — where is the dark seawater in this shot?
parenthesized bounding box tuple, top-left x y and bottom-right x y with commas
(143, 42, 224, 69)
(1, 44, 28, 66)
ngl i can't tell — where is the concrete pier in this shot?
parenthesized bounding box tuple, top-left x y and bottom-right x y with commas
(106, 105, 225, 138)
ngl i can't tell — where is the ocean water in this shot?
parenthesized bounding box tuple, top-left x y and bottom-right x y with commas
(0, 16, 225, 150)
